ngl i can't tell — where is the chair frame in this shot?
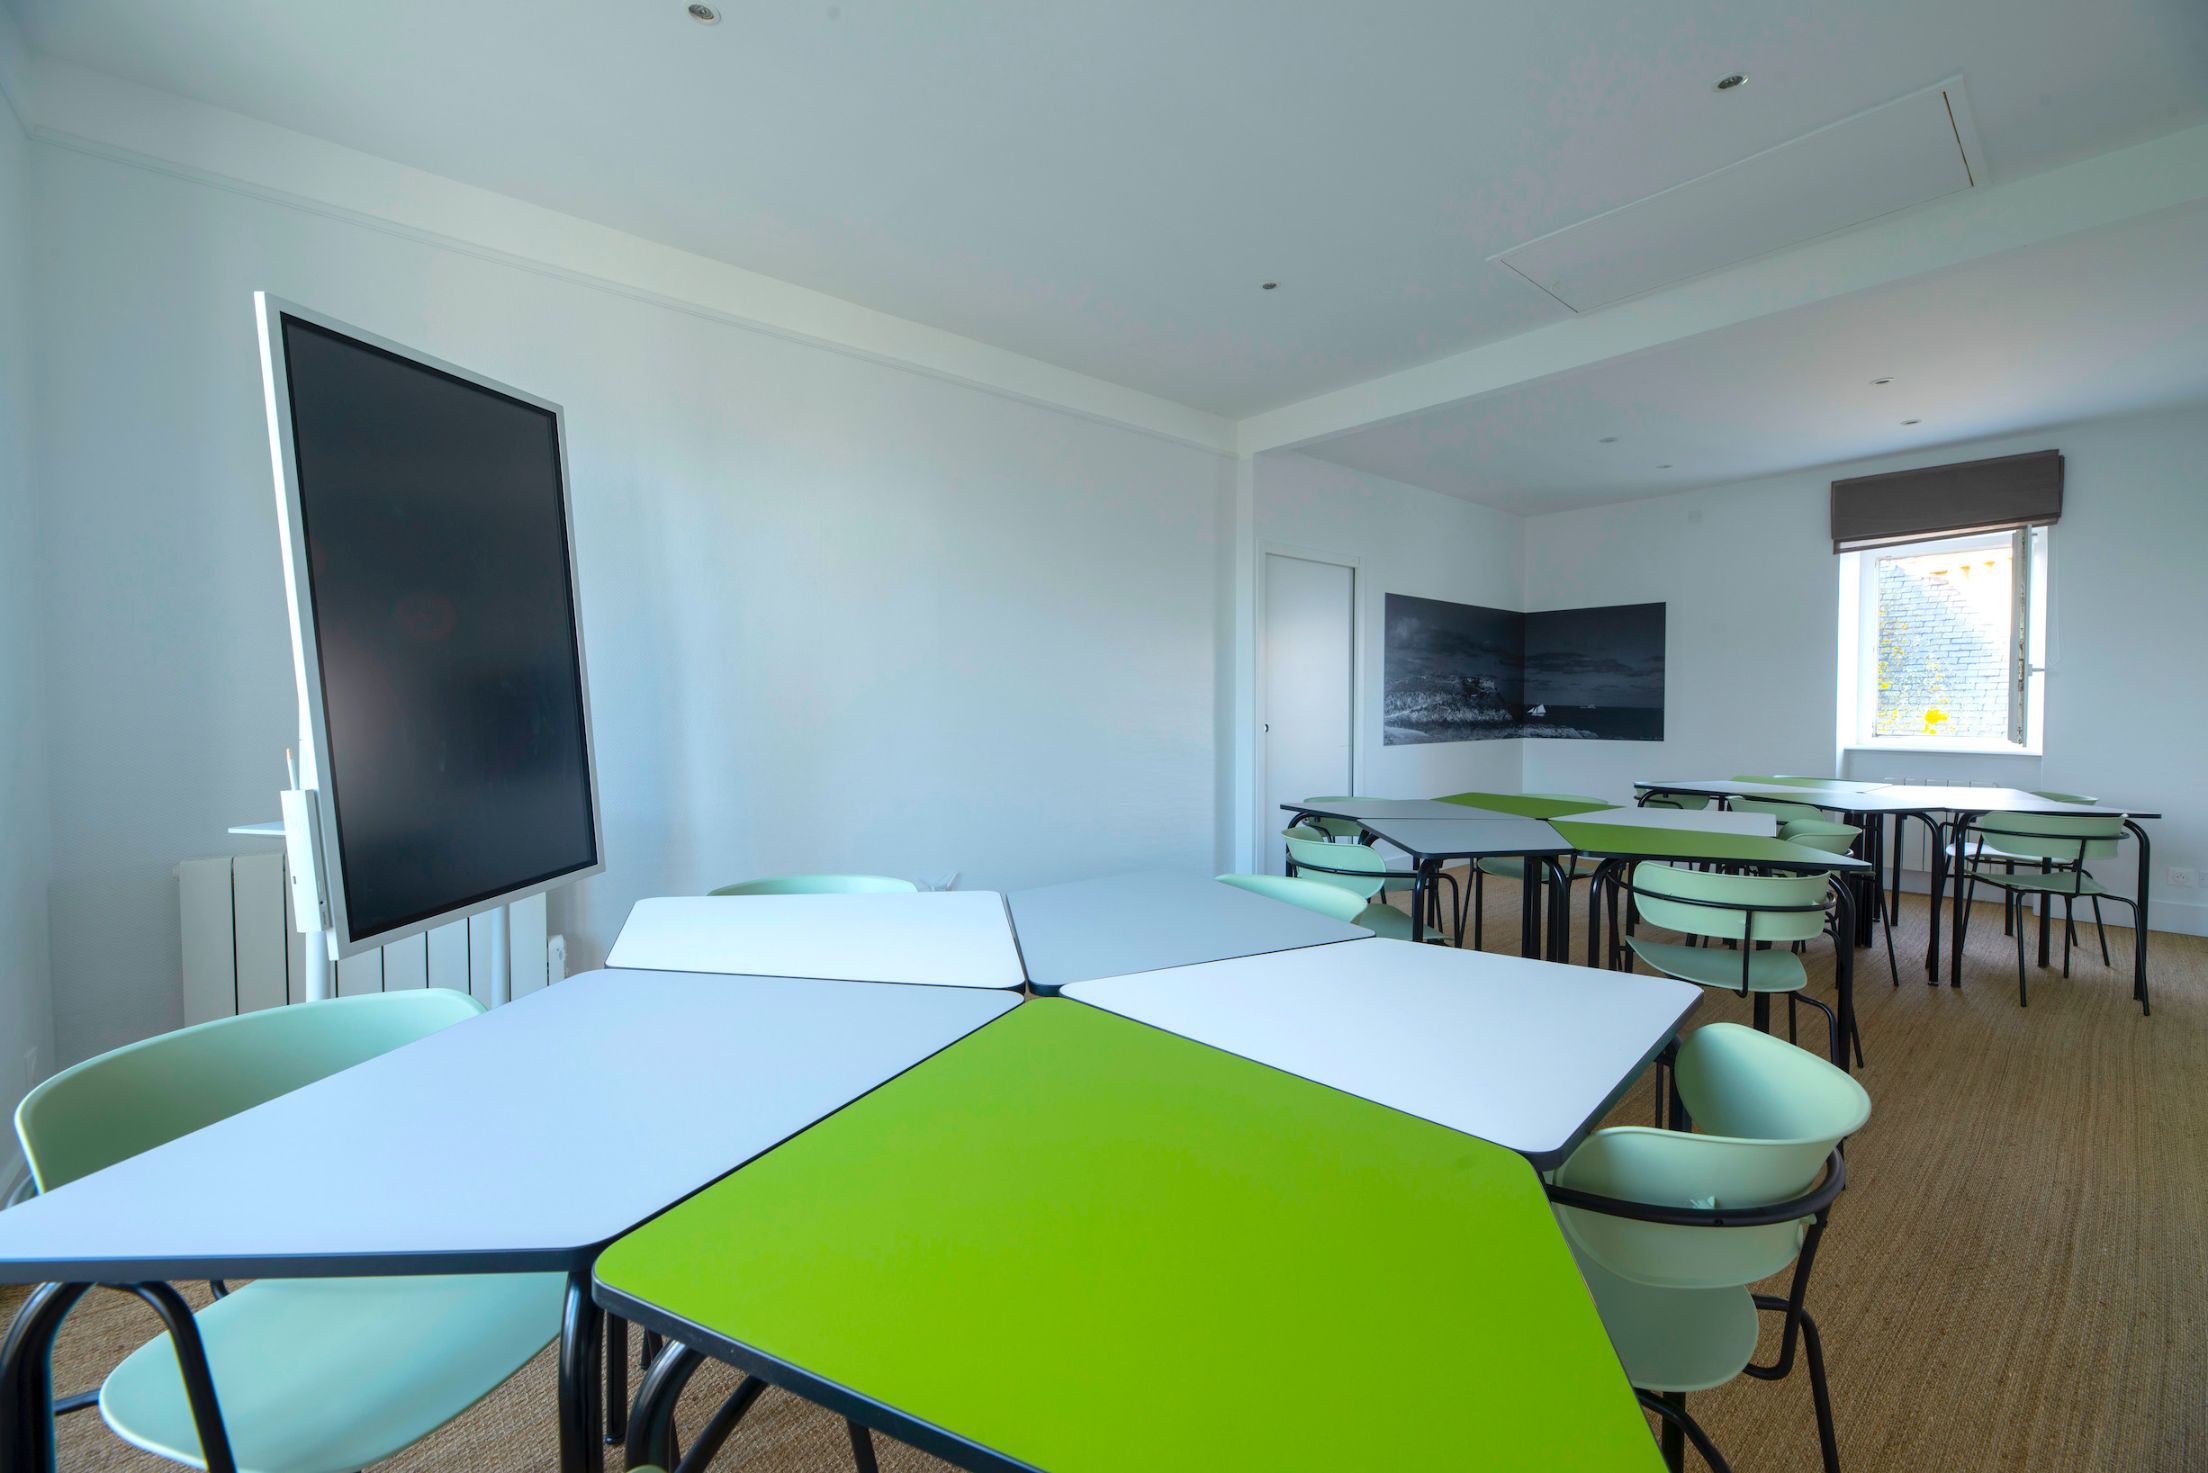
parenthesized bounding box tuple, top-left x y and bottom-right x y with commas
(1619, 869, 1852, 1068)
(1954, 816, 2147, 1013)
(1283, 835, 1460, 940)
(1546, 1148, 1849, 1473)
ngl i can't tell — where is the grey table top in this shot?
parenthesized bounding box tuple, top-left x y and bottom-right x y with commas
(1639, 779, 2158, 820)
(1005, 871, 1372, 996)
(1282, 797, 1471, 822)
(0, 970, 1019, 1283)
(1353, 814, 1576, 860)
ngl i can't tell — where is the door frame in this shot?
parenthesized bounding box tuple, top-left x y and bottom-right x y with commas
(1254, 542, 1365, 871)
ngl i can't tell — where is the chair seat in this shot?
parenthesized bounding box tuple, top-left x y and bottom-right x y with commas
(1569, 1248, 1762, 1394)
(1626, 937, 1809, 994)
(101, 1273, 564, 1473)
(1353, 903, 1434, 943)
(1966, 867, 2107, 898)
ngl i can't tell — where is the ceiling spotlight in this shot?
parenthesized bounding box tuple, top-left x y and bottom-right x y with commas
(1598, 435, 1619, 444)
(1260, 281, 1279, 291)
(687, 3, 720, 22)
(1871, 377, 1893, 386)
(1713, 73, 1747, 92)
(1902, 418, 1922, 426)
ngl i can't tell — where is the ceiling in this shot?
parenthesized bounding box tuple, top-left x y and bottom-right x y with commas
(12, 0, 2208, 417)
(1298, 201, 2208, 512)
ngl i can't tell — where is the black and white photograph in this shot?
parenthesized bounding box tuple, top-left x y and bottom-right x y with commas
(1381, 593, 1526, 744)
(1384, 594, 1667, 743)
(1522, 601, 1667, 742)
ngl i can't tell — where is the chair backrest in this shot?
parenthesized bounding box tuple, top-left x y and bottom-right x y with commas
(1284, 836, 1387, 901)
(1633, 785, 1709, 811)
(2024, 794, 2118, 858)
(1729, 796, 1825, 823)
(15, 990, 484, 1192)
(1779, 819, 1861, 855)
(1972, 811, 2124, 866)
(1631, 864, 1829, 946)
(1555, 1024, 1870, 1289)
(709, 874, 918, 896)
(1297, 799, 1366, 842)
(1215, 873, 1368, 925)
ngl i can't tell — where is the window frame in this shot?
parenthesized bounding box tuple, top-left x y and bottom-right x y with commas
(1839, 526, 2047, 756)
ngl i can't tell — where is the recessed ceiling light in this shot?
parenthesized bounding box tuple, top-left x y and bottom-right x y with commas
(1260, 281, 1279, 291)
(1598, 436, 1619, 444)
(1871, 377, 1893, 386)
(1902, 418, 1922, 426)
(1657, 463, 1674, 470)
(1713, 73, 1747, 92)
(687, 3, 720, 23)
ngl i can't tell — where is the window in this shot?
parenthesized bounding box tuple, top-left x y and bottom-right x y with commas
(1839, 527, 2046, 751)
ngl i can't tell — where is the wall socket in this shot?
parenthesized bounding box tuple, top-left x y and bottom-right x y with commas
(2168, 867, 2201, 890)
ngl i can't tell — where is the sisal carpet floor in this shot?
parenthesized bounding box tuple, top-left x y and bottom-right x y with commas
(8, 875, 2203, 1471)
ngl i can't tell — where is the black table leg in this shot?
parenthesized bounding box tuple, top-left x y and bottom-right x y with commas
(624, 1339, 705, 1471)
(1518, 861, 1540, 958)
(559, 1271, 605, 1473)
(2128, 821, 2153, 1012)
(1543, 858, 1570, 961)
(1949, 815, 1974, 987)
(1830, 880, 1857, 1073)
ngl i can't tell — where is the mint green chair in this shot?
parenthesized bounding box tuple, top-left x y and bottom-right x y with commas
(1281, 826, 1456, 934)
(1548, 1023, 1870, 1473)
(1297, 797, 1369, 844)
(13, 992, 564, 1473)
(1780, 819, 1896, 1008)
(1216, 873, 1387, 932)
(1625, 865, 1845, 1064)
(1634, 784, 1710, 812)
(710, 873, 917, 895)
(1470, 794, 1604, 951)
(1958, 812, 2143, 1011)
(1729, 795, 1827, 826)
(1283, 836, 1435, 941)
(1951, 791, 2114, 960)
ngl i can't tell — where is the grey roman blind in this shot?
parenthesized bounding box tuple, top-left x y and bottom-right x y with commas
(1830, 449, 2063, 552)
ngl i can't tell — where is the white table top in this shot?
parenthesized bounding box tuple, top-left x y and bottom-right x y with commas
(608, 892, 1027, 988)
(1064, 940, 1699, 1168)
(1005, 871, 1371, 996)
(1584, 805, 1779, 836)
(0, 970, 1019, 1281)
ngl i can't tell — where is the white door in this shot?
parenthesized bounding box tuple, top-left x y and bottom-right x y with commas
(1262, 554, 1355, 874)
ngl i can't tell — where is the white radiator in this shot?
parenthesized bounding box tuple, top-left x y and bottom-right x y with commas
(176, 855, 551, 1023)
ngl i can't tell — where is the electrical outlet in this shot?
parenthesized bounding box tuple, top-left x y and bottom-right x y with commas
(2167, 867, 2201, 890)
(546, 933, 568, 982)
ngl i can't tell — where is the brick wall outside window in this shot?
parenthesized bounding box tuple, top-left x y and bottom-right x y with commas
(1874, 546, 2012, 740)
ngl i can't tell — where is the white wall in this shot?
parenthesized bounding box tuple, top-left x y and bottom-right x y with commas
(1523, 407, 2208, 934)
(0, 63, 56, 1173)
(1251, 453, 1524, 857)
(31, 141, 1232, 1064)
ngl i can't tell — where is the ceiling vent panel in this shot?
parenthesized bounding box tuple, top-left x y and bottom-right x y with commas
(1495, 82, 1974, 313)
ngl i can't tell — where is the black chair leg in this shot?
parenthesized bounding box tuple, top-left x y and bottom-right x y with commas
(1472, 868, 1485, 951)
(1799, 1307, 1843, 1473)
(1638, 1390, 1732, 1473)
(2091, 894, 2110, 966)
(2013, 893, 2029, 1007)
(2062, 897, 2074, 979)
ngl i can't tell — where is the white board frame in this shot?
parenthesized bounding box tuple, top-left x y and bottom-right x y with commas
(254, 292, 606, 958)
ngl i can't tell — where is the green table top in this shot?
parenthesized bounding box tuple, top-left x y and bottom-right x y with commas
(1437, 790, 1612, 820)
(594, 1001, 1657, 1473)
(1552, 819, 1871, 870)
